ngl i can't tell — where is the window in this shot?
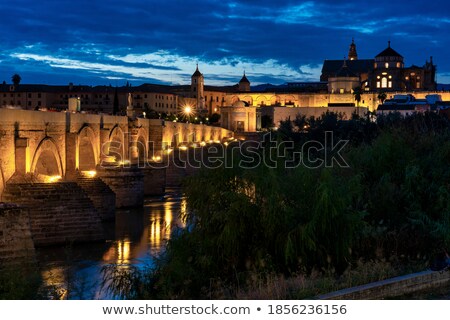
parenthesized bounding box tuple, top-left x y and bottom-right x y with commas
(38, 101, 41, 106)
(388, 81, 392, 88)
(28, 101, 31, 106)
(381, 77, 388, 88)
(396, 62, 401, 68)
(416, 82, 420, 89)
(385, 62, 389, 69)
(377, 82, 381, 88)
(339, 88, 344, 94)
(38, 93, 41, 98)
(28, 93, 32, 98)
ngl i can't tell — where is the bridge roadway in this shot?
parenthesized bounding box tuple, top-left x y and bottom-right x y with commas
(0, 108, 232, 201)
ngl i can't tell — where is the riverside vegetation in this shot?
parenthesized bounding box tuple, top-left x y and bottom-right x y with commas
(100, 111, 450, 299)
(2, 112, 449, 299)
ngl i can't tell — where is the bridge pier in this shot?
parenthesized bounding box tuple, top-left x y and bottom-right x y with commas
(97, 165, 144, 208)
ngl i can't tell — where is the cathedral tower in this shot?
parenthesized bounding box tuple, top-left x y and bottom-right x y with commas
(348, 38, 358, 61)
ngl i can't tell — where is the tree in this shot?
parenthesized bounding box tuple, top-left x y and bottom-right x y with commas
(353, 86, 363, 107)
(12, 74, 21, 86)
(378, 91, 387, 104)
(209, 113, 221, 123)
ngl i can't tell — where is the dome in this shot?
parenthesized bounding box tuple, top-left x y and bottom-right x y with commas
(336, 64, 357, 78)
(232, 100, 246, 108)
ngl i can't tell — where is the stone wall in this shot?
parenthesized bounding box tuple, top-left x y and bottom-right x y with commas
(317, 270, 450, 300)
(261, 106, 369, 127)
(76, 175, 116, 220)
(2, 182, 104, 246)
(142, 166, 166, 196)
(0, 203, 36, 268)
(97, 166, 144, 208)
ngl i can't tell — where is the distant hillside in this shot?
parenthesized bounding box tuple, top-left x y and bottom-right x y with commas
(437, 84, 450, 91)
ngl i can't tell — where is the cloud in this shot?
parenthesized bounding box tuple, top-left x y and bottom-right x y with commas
(1, 0, 450, 85)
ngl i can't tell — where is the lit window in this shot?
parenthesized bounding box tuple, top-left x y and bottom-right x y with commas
(389, 75, 392, 79)
(388, 81, 392, 88)
(396, 62, 401, 68)
(377, 76, 381, 79)
(377, 82, 381, 88)
(416, 82, 420, 89)
(385, 62, 389, 68)
(340, 89, 344, 94)
(417, 76, 421, 80)
(381, 78, 388, 88)
(405, 76, 409, 80)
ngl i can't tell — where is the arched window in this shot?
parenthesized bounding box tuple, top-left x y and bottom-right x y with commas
(381, 77, 388, 88)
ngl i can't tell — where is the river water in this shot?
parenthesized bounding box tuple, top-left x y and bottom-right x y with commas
(35, 190, 186, 299)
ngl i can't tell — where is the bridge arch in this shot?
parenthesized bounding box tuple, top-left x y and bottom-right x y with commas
(0, 165, 4, 200)
(136, 127, 148, 162)
(31, 137, 64, 178)
(107, 125, 125, 163)
(78, 125, 98, 171)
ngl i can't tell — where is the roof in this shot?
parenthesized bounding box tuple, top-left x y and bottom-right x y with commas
(376, 46, 403, 58)
(239, 74, 250, 83)
(321, 59, 374, 80)
(192, 65, 203, 77)
(335, 64, 358, 77)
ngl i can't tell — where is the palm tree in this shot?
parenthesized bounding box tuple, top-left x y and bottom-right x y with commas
(353, 86, 363, 107)
(11, 74, 21, 86)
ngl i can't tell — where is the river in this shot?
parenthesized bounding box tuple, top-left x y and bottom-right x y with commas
(35, 189, 186, 299)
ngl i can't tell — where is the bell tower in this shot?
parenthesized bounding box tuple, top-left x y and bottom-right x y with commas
(348, 38, 358, 61)
(238, 71, 250, 92)
(191, 64, 204, 109)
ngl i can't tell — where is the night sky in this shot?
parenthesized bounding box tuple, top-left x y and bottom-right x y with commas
(1, 0, 449, 86)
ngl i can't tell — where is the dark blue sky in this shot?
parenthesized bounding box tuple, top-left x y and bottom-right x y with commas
(1, 0, 449, 86)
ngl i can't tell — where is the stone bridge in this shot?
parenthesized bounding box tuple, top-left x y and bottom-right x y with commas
(0, 109, 232, 261)
(0, 108, 232, 199)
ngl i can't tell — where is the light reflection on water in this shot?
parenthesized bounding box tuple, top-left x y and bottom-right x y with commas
(37, 193, 187, 299)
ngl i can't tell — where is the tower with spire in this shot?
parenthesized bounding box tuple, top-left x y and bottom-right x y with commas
(348, 38, 358, 61)
(191, 64, 204, 110)
(238, 71, 250, 92)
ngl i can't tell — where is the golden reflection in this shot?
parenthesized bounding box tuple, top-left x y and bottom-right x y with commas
(164, 207, 172, 237)
(179, 198, 187, 228)
(41, 267, 68, 300)
(150, 219, 162, 248)
(116, 238, 131, 264)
